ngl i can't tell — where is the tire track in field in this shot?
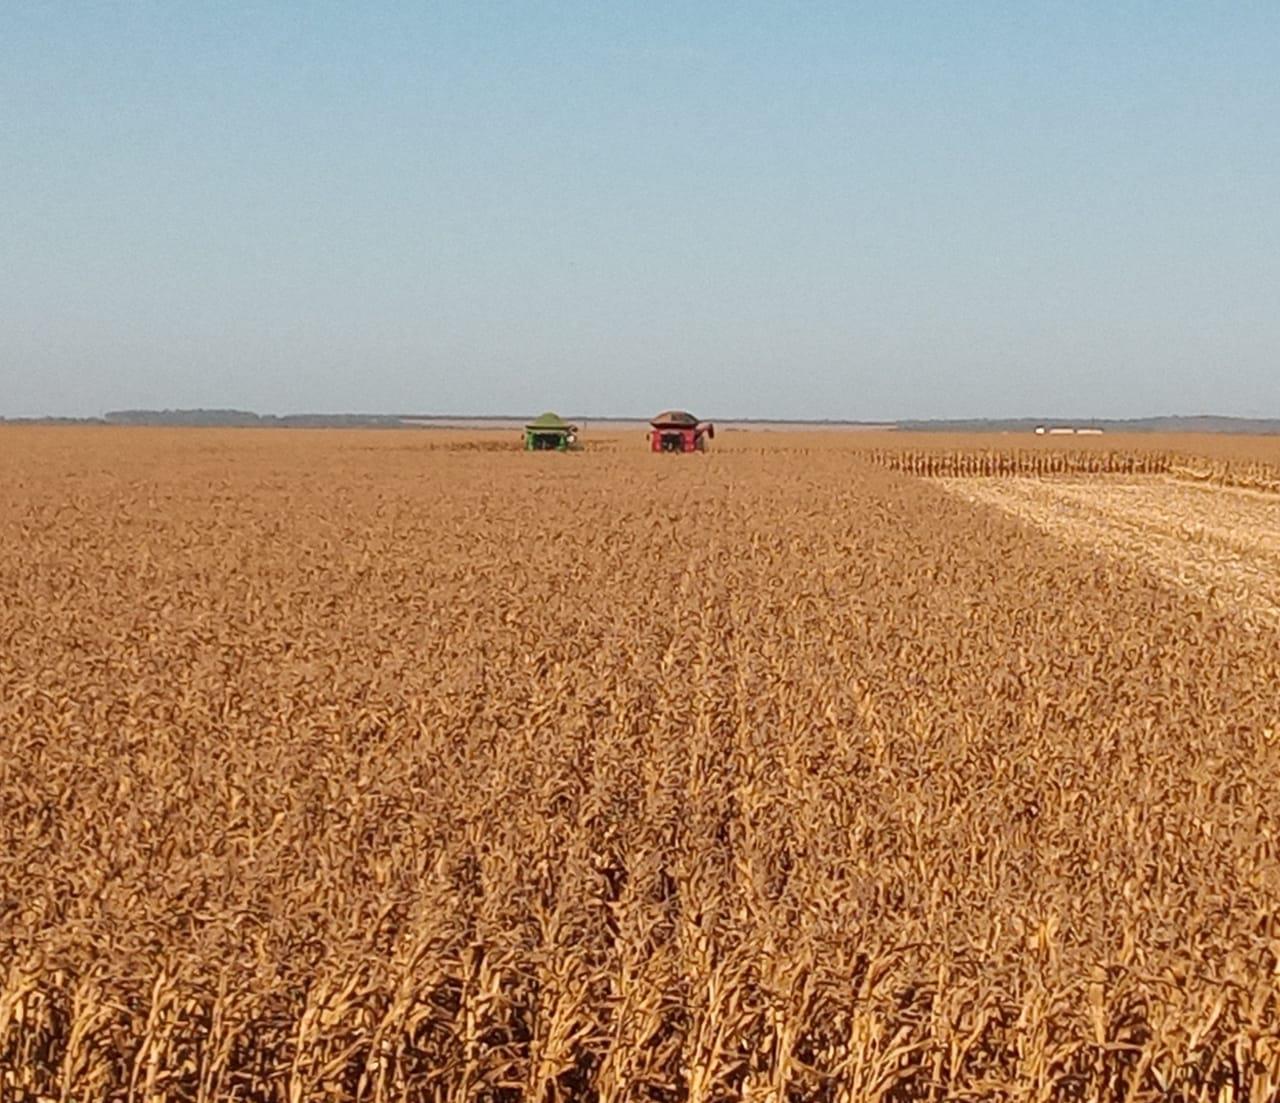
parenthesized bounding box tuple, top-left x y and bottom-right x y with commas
(937, 477, 1280, 627)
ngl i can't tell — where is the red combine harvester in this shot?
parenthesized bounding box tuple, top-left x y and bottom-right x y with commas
(648, 410, 715, 453)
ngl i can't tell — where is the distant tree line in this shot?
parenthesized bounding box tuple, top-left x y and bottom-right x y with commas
(897, 415, 1280, 435)
(100, 409, 412, 428)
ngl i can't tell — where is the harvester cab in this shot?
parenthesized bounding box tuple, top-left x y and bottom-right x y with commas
(524, 412, 580, 452)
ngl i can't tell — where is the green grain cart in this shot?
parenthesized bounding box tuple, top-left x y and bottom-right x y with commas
(523, 412, 580, 451)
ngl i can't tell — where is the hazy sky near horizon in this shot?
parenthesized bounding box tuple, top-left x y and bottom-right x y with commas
(3, 3, 1279, 420)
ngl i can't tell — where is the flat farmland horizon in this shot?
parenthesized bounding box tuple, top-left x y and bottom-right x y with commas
(3, 426, 1280, 1100)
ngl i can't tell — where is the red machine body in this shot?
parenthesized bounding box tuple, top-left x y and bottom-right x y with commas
(648, 410, 715, 453)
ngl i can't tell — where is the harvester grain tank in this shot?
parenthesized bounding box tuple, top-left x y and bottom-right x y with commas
(648, 410, 714, 453)
(524, 412, 579, 451)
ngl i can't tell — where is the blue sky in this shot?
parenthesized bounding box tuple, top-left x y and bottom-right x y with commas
(2, 2, 1278, 419)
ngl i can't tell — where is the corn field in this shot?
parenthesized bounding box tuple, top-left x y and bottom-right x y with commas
(3, 427, 1280, 1101)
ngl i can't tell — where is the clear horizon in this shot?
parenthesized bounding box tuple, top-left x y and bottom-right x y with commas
(3, 3, 1278, 421)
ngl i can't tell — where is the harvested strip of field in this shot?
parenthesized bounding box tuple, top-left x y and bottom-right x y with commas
(938, 476, 1280, 625)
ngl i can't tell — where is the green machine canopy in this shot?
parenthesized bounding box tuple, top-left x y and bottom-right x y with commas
(525, 412, 574, 431)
